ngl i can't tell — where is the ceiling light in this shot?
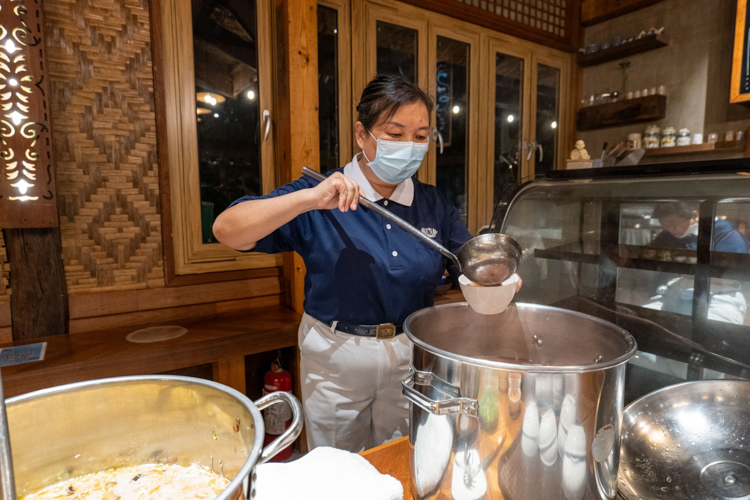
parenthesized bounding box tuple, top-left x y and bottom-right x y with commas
(213, 113, 219, 118)
(452, 105, 460, 114)
(507, 114, 514, 123)
(196, 92, 226, 106)
(551, 121, 557, 129)
(246, 90, 255, 100)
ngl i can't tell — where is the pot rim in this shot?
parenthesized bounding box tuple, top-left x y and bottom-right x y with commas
(403, 302, 638, 373)
(623, 379, 750, 417)
(6, 374, 263, 500)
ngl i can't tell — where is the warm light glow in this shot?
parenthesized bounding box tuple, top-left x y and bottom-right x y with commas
(635, 224, 641, 229)
(507, 114, 515, 123)
(196, 92, 226, 106)
(649, 430, 665, 444)
(13, 179, 31, 194)
(8, 79, 17, 87)
(452, 105, 460, 114)
(8, 111, 25, 125)
(4, 40, 18, 53)
(246, 90, 255, 100)
(551, 121, 557, 129)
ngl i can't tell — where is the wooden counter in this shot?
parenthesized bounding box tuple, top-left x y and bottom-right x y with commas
(0, 305, 301, 397)
(361, 436, 414, 500)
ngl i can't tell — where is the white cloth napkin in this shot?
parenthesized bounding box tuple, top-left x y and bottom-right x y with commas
(254, 446, 404, 500)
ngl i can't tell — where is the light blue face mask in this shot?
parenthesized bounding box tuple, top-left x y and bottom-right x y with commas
(362, 130, 428, 184)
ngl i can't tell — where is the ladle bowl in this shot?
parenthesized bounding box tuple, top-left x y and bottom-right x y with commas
(301, 167, 522, 285)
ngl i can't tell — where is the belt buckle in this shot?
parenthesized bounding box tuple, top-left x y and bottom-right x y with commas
(376, 323, 396, 339)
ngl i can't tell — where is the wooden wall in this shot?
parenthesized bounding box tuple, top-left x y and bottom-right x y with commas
(0, 0, 284, 339)
(0, 232, 10, 343)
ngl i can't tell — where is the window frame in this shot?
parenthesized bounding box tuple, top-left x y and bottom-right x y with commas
(157, 0, 281, 277)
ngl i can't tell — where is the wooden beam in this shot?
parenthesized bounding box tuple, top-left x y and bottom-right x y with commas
(3, 229, 68, 340)
(580, 0, 666, 27)
(274, 0, 320, 315)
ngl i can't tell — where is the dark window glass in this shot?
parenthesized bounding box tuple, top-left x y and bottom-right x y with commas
(318, 5, 340, 172)
(376, 22, 418, 82)
(192, 0, 261, 243)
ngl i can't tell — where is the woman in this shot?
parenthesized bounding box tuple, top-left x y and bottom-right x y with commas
(214, 74, 519, 452)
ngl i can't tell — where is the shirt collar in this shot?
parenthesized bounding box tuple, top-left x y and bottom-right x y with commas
(343, 154, 414, 207)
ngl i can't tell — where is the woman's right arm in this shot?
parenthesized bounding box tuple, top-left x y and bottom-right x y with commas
(213, 172, 364, 251)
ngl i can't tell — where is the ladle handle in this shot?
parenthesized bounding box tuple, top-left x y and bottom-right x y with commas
(301, 167, 462, 271)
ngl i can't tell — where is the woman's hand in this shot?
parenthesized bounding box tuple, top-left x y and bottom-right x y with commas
(312, 172, 365, 212)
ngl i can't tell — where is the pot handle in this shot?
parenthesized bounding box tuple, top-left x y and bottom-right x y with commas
(402, 370, 478, 417)
(254, 391, 304, 464)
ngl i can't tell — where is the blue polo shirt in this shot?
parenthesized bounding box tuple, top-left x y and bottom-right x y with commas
(228, 157, 472, 325)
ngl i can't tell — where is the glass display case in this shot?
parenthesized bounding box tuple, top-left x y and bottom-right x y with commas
(491, 159, 750, 404)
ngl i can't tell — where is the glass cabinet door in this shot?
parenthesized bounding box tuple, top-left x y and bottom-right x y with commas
(363, 4, 427, 87)
(318, 0, 352, 173)
(486, 39, 531, 216)
(433, 36, 471, 224)
(427, 22, 479, 232)
(533, 63, 560, 177)
(530, 53, 570, 178)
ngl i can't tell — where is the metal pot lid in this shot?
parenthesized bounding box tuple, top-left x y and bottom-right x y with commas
(403, 302, 637, 373)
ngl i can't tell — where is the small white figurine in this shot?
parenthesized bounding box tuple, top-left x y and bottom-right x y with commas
(570, 140, 591, 160)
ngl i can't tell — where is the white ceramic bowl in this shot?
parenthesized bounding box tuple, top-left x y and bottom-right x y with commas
(458, 273, 519, 315)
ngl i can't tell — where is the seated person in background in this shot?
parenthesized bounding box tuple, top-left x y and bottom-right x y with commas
(651, 202, 749, 253)
(643, 202, 748, 325)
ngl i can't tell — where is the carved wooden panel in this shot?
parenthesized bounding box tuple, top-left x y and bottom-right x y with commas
(44, 0, 164, 291)
(0, 0, 58, 228)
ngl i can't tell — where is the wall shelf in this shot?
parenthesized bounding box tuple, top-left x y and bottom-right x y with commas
(577, 95, 667, 131)
(577, 33, 670, 67)
(643, 140, 746, 157)
(533, 244, 750, 282)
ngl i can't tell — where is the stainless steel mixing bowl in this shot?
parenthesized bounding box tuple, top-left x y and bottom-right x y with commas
(618, 380, 750, 500)
(4, 375, 303, 500)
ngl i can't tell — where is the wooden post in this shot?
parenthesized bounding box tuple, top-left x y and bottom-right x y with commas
(3, 229, 68, 340)
(274, 0, 319, 454)
(213, 356, 247, 394)
(274, 0, 319, 316)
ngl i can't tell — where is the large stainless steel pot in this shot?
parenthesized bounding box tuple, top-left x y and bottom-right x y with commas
(3, 375, 302, 500)
(402, 303, 637, 500)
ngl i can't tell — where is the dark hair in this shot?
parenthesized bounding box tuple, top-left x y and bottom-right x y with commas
(652, 202, 699, 220)
(356, 74, 433, 130)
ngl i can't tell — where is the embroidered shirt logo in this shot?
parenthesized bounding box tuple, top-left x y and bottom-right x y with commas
(421, 227, 438, 238)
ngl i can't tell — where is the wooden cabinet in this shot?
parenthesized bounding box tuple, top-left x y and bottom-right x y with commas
(346, 0, 573, 231)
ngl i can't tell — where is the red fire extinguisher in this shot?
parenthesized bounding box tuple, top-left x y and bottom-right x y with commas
(262, 359, 293, 462)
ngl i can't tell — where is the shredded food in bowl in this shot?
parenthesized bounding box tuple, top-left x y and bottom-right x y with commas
(20, 463, 231, 500)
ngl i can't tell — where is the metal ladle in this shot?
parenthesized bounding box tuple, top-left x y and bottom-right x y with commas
(301, 167, 522, 286)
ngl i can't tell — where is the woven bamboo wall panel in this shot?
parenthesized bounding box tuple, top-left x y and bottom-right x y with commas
(44, 0, 165, 291)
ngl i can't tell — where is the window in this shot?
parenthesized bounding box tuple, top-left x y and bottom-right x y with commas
(159, 0, 279, 275)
